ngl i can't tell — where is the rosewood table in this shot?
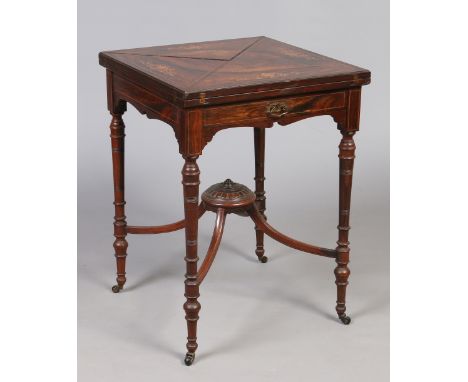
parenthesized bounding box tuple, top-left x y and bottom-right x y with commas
(99, 36, 371, 366)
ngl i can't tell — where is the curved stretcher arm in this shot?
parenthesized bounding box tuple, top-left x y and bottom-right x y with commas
(248, 206, 336, 258)
(196, 208, 227, 285)
(126, 203, 206, 234)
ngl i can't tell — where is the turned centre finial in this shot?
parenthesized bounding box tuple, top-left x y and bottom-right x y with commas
(223, 178, 234, 190)
(201, 179, 256, 210)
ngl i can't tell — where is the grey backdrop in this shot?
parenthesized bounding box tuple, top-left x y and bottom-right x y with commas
(78, 1, 389, 381)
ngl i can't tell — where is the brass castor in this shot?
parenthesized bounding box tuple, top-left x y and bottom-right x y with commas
(111, 285, 121, 293)
(259, 256, 268, 263)
(339, 315, 351, 325)
(184, 352, 195, 366)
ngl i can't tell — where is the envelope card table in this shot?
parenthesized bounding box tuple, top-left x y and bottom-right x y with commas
(99, 36, 371, 365)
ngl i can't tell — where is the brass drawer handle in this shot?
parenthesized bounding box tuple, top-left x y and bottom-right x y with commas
(266, 102, 288, 118)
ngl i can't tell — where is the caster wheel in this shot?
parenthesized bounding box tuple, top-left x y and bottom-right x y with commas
(259, 256, 268, 263)
(184, 352, 195, 366)
(339, 315, 351, 325)
(112, 285, 121, 293)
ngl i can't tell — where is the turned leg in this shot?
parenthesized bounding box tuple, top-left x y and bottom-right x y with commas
(335, 131, 356, 324)
(254, 128, 267, 263)
(182, 156, 201, 366)
(109, 112, 128, 293)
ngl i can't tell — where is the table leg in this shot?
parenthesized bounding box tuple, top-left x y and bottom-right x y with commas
(254, 128, 268, 263)
(335, 131, 356, 324)
(182, 156, 201, 366)
(109, 112, 128, 293)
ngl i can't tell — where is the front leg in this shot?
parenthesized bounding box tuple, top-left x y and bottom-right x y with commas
(182, 156, 201, 365)
(335, 131, 356, 325)
(254, 127, 268, 263)
(109, 112, 128, 293)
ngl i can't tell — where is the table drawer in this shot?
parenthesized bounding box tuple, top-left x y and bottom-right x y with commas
(203, 91, 346, 128)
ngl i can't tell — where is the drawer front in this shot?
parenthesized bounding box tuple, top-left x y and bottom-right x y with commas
(203, 91, 346, 128)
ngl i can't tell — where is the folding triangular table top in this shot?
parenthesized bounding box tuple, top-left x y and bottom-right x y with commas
(99, 36, 370, 107)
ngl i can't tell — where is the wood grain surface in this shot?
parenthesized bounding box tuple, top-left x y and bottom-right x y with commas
(100, 36, 370, 107)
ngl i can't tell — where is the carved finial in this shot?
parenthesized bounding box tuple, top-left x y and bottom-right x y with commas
(202, 180, 255, 210)
(223, 179, 234, 190)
